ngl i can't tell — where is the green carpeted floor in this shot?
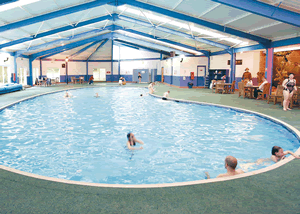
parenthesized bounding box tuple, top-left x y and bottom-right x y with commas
(1, 83, 299, 214)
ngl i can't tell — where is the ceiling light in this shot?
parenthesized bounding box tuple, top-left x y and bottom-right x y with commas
(0, 0, 40, 12)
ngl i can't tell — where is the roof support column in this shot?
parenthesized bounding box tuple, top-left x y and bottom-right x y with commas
(29, 57, 33, 86)
(265, 48, 274, 92)
(118, 45, 120, 80)
(86, 61, 88, 82)
(230, 52, 236, 83)
(39, 59, 42, 79)
(14, 56, 17, 83)
(111, 40, 113, 82)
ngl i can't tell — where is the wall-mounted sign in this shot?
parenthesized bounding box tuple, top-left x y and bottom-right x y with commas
(106, 71, 111, 74)
(141, 71, 145, 74)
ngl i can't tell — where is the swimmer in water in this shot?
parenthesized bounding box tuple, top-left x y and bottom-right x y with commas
(271, 146, 300, 162)
(126, 133, 144, 150)
(205, 156, 244, 179)
(95, 93, 100, 98)
(140, 94, 143, 97)
(64, 91, 71, 98)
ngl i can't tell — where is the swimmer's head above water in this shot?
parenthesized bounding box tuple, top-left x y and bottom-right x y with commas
(272, 146, 284, 157)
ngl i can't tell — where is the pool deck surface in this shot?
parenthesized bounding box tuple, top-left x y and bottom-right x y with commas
(1, 83, 299, 213)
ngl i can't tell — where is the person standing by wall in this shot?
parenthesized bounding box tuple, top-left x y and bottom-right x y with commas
(138, 72, 142, 84)
(282, 73, 297, 111)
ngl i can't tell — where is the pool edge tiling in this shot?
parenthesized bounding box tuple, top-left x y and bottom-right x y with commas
(0, 86, 299, 188)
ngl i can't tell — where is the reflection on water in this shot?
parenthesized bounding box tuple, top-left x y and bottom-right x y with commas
(0, 87, 298, 184)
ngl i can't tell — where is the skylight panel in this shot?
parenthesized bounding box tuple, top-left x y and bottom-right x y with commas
(0, 0, 40, 12)
(117, 6, 250, 45)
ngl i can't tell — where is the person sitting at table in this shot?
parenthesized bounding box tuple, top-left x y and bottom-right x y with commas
(88, 76, 94, 85)
(254, 77, 268, 99)
(242, 68, 252, 81)
(245, 79, 253, 86)
(221, 75, 226, 83)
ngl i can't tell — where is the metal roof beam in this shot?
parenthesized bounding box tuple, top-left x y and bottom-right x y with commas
(16, 25, 115, 56)
(120, 0, 271, 45)
(69, 41, 100, 59)
(113, 33, 189, 55)
(87, 39, 109, 60)
(31, 32, 112, 60)
(116, 15, 230, 50)
(0, 15, 112, 50)
(210, 0, 300, 28)
(114, 39, 170, 55)
(0, 0, 111, 33)
(117, 27, 209, 56)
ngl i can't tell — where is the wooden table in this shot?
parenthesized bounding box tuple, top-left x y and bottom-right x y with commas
(73, 78, 83, 84)
(215, 83, 232, 94)
(244, 86, 259, 99)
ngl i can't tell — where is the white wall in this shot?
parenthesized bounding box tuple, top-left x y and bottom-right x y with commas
(41, 60, 65, 76)
(16, 57, 29, 75)
(68, 61, 86, 75)
(113, 45, 160, 60)
(180, 57, 209, 76)
(88, 62, 111, 75)
(210, 51, 260, 77)
(120, 60, 160, 75)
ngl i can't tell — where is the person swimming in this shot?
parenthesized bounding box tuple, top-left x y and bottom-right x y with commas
(95, 93, 100, 98)
(271, 146, 300, 162)
(64, 91, 71, 98)
(126, 133, 144, 150)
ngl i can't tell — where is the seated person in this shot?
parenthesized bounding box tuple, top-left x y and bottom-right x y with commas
(245, 79, 253, 86)
(148, 82, 154, 94)
(162, 91, 170, 100)
(254, 77, 268, 99)
(271, 146, 300, 162)
(119, 77, 123, 86)
(126, 133, 144, 150)
(89, 76, 94, 85)
(242, 68, 252, 81)
(122, 78, 126, 85)
(205, 156, 244, 179)
(221, 75, 226, 83)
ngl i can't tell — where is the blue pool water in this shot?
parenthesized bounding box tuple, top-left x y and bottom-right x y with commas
(0, 87, 299, 184)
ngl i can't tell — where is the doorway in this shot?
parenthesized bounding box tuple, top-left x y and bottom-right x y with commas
(93, 68, 106, 81)
(47, 68, 60, 82)
(18, 68, 27, 85)
(133, 69, 149, 82)
(32, 68, 39, 84)
(0, 66, 9, 85)
(197, 66, 206, 87)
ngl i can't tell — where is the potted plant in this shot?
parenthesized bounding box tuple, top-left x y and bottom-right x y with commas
(188, 82, 193, 88)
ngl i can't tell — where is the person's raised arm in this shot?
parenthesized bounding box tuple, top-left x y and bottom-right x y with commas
(284, 150, 300, 159)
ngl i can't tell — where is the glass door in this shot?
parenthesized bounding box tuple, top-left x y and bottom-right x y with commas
(33, 68, 39, 84)
(46, 68, 60, 82)
(93, 68, 106, 81)
(18, 68, 27, 85)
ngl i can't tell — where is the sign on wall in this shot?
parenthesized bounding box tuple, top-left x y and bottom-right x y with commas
(106, 71, 111, 74)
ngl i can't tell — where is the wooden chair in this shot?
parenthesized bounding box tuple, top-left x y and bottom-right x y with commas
(79, 76, 84, 84)
(257, 83, 270, 100)
(267, 85, 284, 104)
(71, 77, 76, 84)
(290, 88, 300, 108)
(211, 80, 222, 93)
(215, 82, 225, 94)
(228, 80, 236, 94)
(238, 82, 250, 98)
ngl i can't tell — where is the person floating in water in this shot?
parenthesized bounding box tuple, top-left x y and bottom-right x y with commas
(271, 146, 300, 162)
(205, 156, 244, 179)
(64, 91, 72, 98)
(95, 93, 100, 98)
(126, 133, 144, 150)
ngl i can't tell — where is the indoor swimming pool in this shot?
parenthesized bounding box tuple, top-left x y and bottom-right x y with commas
(0, 87, 299, 184)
